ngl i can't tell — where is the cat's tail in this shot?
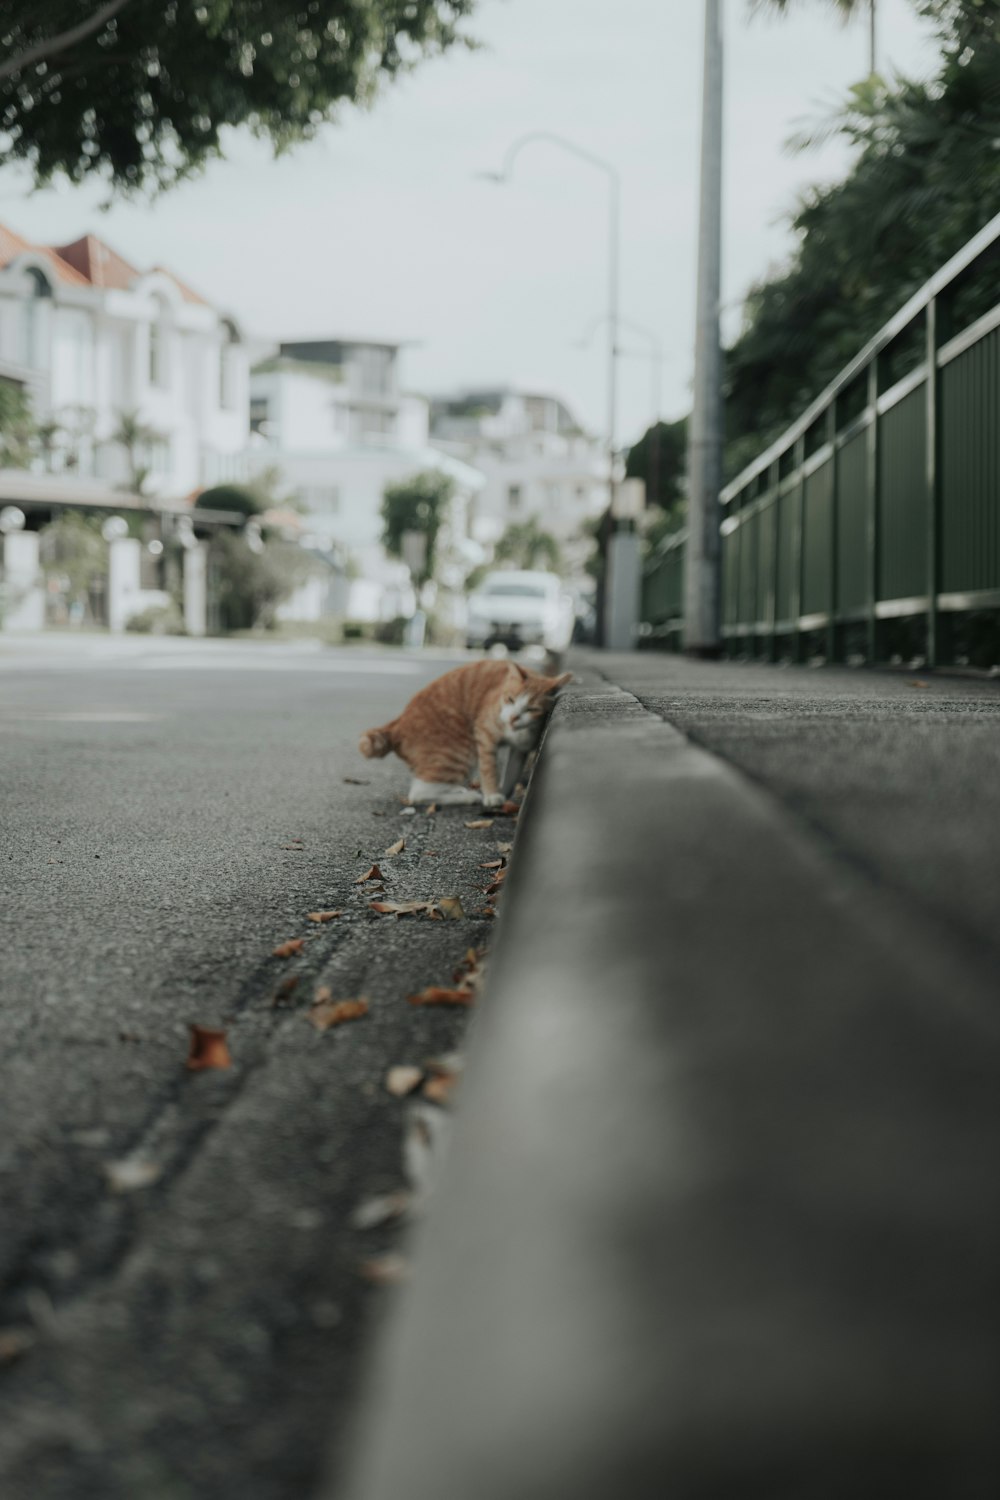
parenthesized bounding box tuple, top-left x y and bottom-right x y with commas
(359, 723, 396, 758)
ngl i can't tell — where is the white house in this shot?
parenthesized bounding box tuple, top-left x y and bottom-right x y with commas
(429, 387, 608, 562)
(248, 340, 485, 623)
(0, 222, 251, 498)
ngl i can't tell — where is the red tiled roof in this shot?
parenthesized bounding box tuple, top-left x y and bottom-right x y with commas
(54, 233, 139, 291)
(152, 266, 210, 307)
(0, 222, 90, 288)
(0, 222, 222, 313)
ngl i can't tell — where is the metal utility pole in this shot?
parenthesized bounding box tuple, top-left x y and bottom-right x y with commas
(869, 0, 877, 75)
(683, 0, 724, 656)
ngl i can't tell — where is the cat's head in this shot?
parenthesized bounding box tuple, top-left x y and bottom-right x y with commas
(499, 663, 572, 748)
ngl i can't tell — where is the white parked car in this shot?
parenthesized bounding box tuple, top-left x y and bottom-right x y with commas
(465, 570, 575, 653)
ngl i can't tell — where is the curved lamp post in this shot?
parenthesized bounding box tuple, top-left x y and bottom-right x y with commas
(480, 131, 621, 538)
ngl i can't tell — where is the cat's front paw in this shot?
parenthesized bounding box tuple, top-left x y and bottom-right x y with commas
(481, 792, 504, 810)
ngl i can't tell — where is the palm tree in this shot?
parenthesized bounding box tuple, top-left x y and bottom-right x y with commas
(751, 0, 875, 71)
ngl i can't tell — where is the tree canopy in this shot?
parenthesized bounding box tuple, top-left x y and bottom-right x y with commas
(0, 0, 475, 193)
(726, 0, 1000, 472)
(381, 469, 454, 587)
(492, 517, 563, 574)
(625, 417, 687, 517)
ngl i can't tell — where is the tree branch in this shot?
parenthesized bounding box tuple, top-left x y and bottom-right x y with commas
(0, 0, 133, 85)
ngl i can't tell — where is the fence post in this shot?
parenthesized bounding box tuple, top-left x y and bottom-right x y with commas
(925, 299, 939, 668)
(791, 435, 805, 661)
(866, 361, 879, 663)
(826, 405, 838, 663)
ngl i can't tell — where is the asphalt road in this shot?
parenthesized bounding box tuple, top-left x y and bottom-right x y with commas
(0, 635, 507, 1500)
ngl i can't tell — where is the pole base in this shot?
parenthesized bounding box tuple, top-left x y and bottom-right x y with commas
(684, 644, 724, 661)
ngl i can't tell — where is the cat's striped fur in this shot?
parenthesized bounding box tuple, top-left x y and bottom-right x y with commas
(360, 659, 570, 807)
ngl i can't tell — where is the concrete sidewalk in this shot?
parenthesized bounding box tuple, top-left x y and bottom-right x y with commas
(343, 651, 1000, 1499)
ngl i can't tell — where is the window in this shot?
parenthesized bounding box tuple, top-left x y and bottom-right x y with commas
(219, 319, 240, 410)
(148, 298, 170, 388)
(507, 484, 523, 511)
(21, 267, 52, 368)
(355, 344, 394, 397)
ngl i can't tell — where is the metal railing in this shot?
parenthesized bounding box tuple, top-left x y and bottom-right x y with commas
(642, 210, 1000, 666)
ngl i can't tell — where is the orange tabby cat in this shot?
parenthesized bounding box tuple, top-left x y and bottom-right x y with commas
(359, 659, 570, 807)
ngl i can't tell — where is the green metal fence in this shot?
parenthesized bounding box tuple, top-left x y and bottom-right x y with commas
(641, 211, 1000, 667)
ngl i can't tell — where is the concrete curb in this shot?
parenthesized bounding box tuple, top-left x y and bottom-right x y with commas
(337, 663, 1000, 1498)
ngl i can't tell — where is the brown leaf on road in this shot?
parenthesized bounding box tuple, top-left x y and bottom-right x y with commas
(343, 776, 369, 784)
(104, 1157, 162, 1194)
(422, 1072, 459, 1107)
(359, 1253, 409, 1286)
(186, 1025, 233, 1072)
(272, 937, 306, 958)
(369, 897, 464, 919)
(386, 1065, 425, 1097)
(484, 876, 506, 896)
(384, 838, 406, 857)
(370, 900, 433, 917)
(349, 1190, 412, 1231)
(500, 801, 520, 816)
(355, 864, 384, 883)
(272, 975, 300, 1007)
(407, 986, 474, 1007)
(464, 818, 494, 829)
(307, 909, 341, 923)
(908, 679, 930, 688)
(307, 997, 369, 1032)
(479, 859, 504, 870)
(313, 984, 332, 1004)
(434, 896, 465, 920)
(497, 842, 513, 855)
(426, 803, 438, 814)
(0, 1329, 35, 1365)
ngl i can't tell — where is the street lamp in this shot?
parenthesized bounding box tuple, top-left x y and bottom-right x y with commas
(576, 311, 664, 514)
(479, 131, 621, 540)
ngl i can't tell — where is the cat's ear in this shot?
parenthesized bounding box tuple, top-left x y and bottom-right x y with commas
(511, 662, 530, 681)
(549, 672, 572, 689)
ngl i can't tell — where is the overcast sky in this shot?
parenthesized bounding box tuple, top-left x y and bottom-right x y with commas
(1, 0, 938, 449)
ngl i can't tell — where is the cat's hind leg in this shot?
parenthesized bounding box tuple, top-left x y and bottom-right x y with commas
(408, 776, 479, 805)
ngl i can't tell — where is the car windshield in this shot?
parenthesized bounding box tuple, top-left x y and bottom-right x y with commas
(480, 581, 549, 598)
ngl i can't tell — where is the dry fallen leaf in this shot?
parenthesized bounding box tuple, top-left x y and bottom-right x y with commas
(359, 1254, 409, 1286)
(407, 986, 474, 1007)
(306, 909, 341, 923)
(369, 899, 432, 917)
(186, 1025, 232, 1072)
(497, 842, 513, 855)
(384, 838, 406, 857)
(479, 859, 504, 870)
(422, 1072, 458, 1107)
(426, 803, 438, 814)
(0, 1329, 35, 1365)
(272, 975, 300, 1006)
(434, 896, 465, 920)
(349, 1190, 412, 1231)
(484, 876, 506, 897)
(500, 801, 520, 816)
(464, 818, 494, 830)
(343, 776, 369, 785)
(355, 864, 384, 884)
(272, 937, 306, 959)
(314, 984, 332, 1004)
(307, 997, 369, 1032)
(386, 1064, 425, 1097)
(104, 1157, 162, 1194)
(908, 679, 930, 688)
